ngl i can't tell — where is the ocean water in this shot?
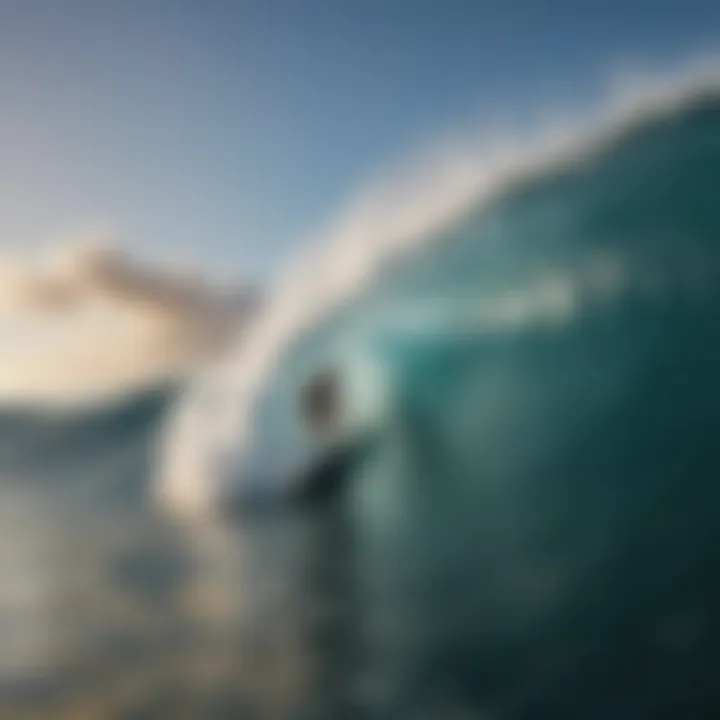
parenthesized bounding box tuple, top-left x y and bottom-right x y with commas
(3, 88, 720, 718)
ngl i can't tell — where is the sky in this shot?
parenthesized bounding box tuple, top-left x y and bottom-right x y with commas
(1, 0, 719, 281)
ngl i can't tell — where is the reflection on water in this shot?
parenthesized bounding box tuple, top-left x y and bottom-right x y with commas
(183, 506, 360, 718)
(0, 477, 363, 718)
(0, 385, 460, 719)
(0, 488, 64, 679)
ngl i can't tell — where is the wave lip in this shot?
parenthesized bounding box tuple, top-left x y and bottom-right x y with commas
(160, 61, 720, 516)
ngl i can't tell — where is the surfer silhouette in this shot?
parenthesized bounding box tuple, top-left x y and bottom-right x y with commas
(292, 367, 371, 503)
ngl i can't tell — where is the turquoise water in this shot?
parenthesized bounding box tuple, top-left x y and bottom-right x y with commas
(1, 91, 720, 717)
(248, 90, 720, 717)
(232, 90, 720, 491)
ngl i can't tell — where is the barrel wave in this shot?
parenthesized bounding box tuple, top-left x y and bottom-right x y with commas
(154, 85, 720, 713)
(161, 80, 720, 511)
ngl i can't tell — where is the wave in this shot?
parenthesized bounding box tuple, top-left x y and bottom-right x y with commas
(160, 60, 720, 516)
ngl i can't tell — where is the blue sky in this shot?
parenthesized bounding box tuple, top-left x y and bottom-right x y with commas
(1, 0, 719, 280)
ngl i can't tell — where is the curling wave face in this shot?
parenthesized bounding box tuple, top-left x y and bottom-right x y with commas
(159, 71, 720, 517)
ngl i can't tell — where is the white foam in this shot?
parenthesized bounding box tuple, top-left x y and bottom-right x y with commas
(160, 59, 720, 516)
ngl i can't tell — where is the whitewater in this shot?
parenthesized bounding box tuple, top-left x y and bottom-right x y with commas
(160, 62, 720, 515)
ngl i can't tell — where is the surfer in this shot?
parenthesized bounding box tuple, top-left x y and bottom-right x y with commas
(292, 367, 372, 503)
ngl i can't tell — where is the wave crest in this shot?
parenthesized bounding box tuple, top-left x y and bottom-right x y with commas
(161, 61, 720, 516)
